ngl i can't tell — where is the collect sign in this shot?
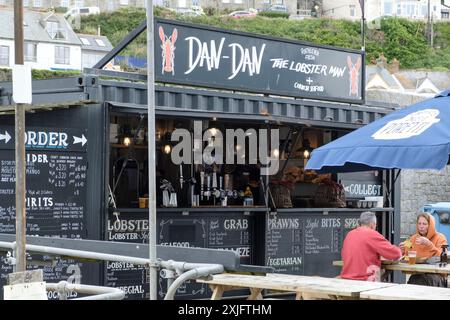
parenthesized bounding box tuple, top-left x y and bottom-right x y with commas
(155, 19, 364, 104)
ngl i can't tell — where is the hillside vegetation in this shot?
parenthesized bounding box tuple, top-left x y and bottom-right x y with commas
(77, 7, 450, 70)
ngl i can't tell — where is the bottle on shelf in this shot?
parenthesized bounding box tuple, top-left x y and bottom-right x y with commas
(243, 186, 253, 206)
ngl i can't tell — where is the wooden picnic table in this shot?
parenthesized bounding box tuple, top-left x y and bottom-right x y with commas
(197, 273, 398, 300)
(333, 260, 450, 280)
(360, 283, 450, 300)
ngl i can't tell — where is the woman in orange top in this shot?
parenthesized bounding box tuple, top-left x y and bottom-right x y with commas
(399, 213, 448, 287)
(399, 213, 447, 258)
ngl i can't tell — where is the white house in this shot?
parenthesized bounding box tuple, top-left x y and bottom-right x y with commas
(77, 33, 113, 69)
(322, 0, 442, 22)
(0, 9, 82, 71)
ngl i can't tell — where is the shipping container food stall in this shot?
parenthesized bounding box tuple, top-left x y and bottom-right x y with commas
(0, 18, 400, 299)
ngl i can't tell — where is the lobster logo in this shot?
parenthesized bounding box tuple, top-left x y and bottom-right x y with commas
(347, 56, 361, 96)
(159, 26, 178, 75)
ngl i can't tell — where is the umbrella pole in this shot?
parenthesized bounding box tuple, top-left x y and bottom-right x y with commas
(384, 169, 401, 208)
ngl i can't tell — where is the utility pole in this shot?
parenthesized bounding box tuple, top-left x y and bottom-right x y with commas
(146, 0, 157, 301)
(427, 0, 433, 46)
(360, 0, 365, 51)
(13, 0, 27, 273)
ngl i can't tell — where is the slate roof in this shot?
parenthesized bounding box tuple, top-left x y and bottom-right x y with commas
(0, 8, 81, 45)
(77, 34, 113, 52)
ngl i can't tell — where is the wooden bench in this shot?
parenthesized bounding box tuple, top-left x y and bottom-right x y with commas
(197, 273, 398, 300)
(333, 260, 450, 285)
(360, 283, 450, 300)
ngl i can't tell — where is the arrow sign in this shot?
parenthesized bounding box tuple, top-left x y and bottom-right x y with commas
(73, 134, 87, 147)
(0, 131, 11, 144)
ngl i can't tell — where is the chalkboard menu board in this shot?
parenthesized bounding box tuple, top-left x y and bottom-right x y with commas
(0, 126, 88, 298)
(105, 211, 150, 300)
(105, 210, 254, 299)
(265, 211, 360, 276)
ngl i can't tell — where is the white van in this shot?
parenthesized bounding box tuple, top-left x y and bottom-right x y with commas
(64, 7, 100, 19)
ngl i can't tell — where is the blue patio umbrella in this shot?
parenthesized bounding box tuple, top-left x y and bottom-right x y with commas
(306, 89, 450, 173)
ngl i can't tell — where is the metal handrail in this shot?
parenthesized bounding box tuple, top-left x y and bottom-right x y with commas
(46, 281, 125, 300)
(0, 240, 225, 300)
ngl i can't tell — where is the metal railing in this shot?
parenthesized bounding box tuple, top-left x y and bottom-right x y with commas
(46, 281, 125, 300)
(1, 240, 225, 300)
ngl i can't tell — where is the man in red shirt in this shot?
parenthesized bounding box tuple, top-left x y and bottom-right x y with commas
(341, 211, 401, 281)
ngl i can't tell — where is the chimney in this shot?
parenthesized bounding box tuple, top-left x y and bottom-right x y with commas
(388, 58, 400, 74)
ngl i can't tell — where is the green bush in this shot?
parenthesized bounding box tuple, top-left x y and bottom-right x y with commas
(258, 11, 290, 19)
(0, 68, 80, 81)
(54, 7, 68, 13)
(77, 11, 449, 70)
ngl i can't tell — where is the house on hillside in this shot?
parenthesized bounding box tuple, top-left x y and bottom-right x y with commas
(0, 9, 82, 70)
(322, 0, 442, 22)
(364, 56, 450, 105)
(77, 34, 113, 69)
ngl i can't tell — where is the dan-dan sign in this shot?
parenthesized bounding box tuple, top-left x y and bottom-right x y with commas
(155, 19, 364, 104)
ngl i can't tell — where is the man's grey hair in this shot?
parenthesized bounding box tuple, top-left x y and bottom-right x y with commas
(359, 211, 377, 226)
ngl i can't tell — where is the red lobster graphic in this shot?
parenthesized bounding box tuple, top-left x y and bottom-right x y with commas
(159, 26, 178, 75)
(347, 56, 361, 96)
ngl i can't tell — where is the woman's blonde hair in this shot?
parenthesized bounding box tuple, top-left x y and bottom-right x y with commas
(417, 213, 430, 224)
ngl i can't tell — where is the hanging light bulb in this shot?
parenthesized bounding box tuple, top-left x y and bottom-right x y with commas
(123, 137, 131, 146)
(210, 128, 218, 136)
(273, 148, 280, 157)
(297, 139, 313, 160)
(163, 144, 171, 154)
(303, 149, 310, 159)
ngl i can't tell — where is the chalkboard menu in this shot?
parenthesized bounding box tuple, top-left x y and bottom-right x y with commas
(105, 210, 254, 299)
(0, 126, 88, 298)
(265, 211, 360, 276)
(105, 211, 150, 300)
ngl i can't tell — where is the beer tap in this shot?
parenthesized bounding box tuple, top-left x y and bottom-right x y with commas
(200, 171, 205, 201)
(186, 176, 197, 207)
(205, 174, 211, 201)
(212, 172, 219, 200)
(219, 176, 227, 206)
(179, 164, 184, 190)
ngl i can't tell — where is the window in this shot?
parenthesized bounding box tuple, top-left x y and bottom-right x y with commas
(421, 5, 428, 17)
(60, 0, 69, 7)
(82, 53, 103, 68)
(120, 0, 129, 4)
(24, 42, 37, 62)
(0, 46, 9, 66)
(442, 12, 449, 19)
(33, 0, 42, 7)
(108, 0, 115, 11)
(75, 0, 84, 7)
(403, 2, 415, 17)
(383, 1, 392, 15)
(55, 46, 70, 64)
(46, 21, 59, 39)
(349, 5, 355, 16)
(80, 37, 90, 45)
(396, 1, 418, 17)
(95, 38, 105, 47)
